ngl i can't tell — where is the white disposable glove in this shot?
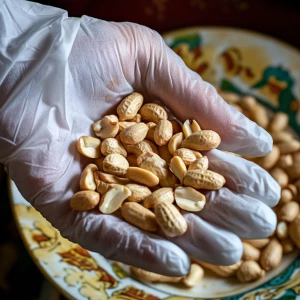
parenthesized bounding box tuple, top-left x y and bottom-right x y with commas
(0, 0, 280, 276)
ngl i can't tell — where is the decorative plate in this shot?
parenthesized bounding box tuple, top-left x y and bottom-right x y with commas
(9, 27, 300, 300)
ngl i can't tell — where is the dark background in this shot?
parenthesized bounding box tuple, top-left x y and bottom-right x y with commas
(1, 1, 300, 299)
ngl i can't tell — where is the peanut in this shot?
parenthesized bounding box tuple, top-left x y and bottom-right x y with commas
(277, 139, 300, 154)
(168, 132, 184, 155)
(121, 202, 158, 232)
(268, 112, 289, 132)
(173, 148, 202, 166)
(79, 164, 98, 191)
(198, 260, 242, 277)
(182, 119, 201, 138)
(117, 92, 143, 121)
(278, 201, 299, 222)
(77, 136, 101, 158)
(182, 263, 204, 287)
(242, 242, 261, 261)
(281, 237, 296, 254)
(99, 184, 132, 214)
(276, 221, 288, 239)
(118, 121, 137, 131)
(188, 156, 209, 171)
(100, 138, 127, 157)
(70, 191, 100, 211)
(120, 123, 149, 145)
(126, 184, 152, 202)
(143, 187, 174, 208)
(158, 145, 173, 163)
(139, 103, 168, 123)
(155, 202, 188, 237)
(236, 261, 265, 283)
(126, 167, 159, 187)
(288, 214, 300, 248)
(181, 130, 221, 151)
(260, 238, 283, 271)
(169, 156, 187, 184)
(242, 239, 270, 249)
(255, 145, 280, 170)
(174, 186, 206, 212)
(269, 167, 289, 188)
(183, 169, 226, 190)
(154, 119, 173, 146)
(103, 153, 129, 176)
(94, 171, 131, 185)
(93, 115, 119, 139)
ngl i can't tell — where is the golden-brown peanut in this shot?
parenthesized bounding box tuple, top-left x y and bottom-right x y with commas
(242, 242, 261, 261)
(120, 123, 149, 145)
(70, 191, 100, 211)
(198, 260, 242, 277)
(103, 153, 129, 176)
(126, 184, 152, 202)
(169, 156, 187, 184)
(155, 202, 188, 237)
(116, 92, 144, 121)
(260, 238, 283, 271)
(77, 136, 101, 158)
(268, 112, 289, 132)
(168, 132, 184, 155)
(277, 139, 300, 154)
(100, 138, 127, 157)
(173, 148, 202, 166)
(145, 122, 156, 141)
(242, 239, 270, 249)
(170, 119, 182, 134)
(236, 261, 265, 283)
(93, 115, 119, 139)
(136, 151, 162, 166)
(278, 201, 299, 222)
(121, 202, 158, 232)
(181, 130, 221, 151)
(276, 221, 288, 239)
(182, 119, 201, 138)
(130, 266, 182, 283)
(182, 263, 204, 287)
(126, 167, 160, 187)
(269, 167, 289, 188)
(174, 186, 206, 212)
(255, 145, 280, 170)
(154, 119, 173, 146)
(94, 176, 111, 194)
(158, 145, 173, 163)
(79, 164, 98, 191)
(139, 103, 168, 123)
(99, 184, 132, 214)
(143, 187, 174, 208)
(123, 140, 154, 157)
(287, 184, 298, 197)
(288, 214, 300, 248)
(188, 156, 209, 171)
(94, 171, 131, 185)
(183, 169, 226, 190)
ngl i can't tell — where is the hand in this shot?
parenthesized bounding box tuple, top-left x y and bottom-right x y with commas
(0, 1, 280, 276)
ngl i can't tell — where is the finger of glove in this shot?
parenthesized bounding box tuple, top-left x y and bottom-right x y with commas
(161, 213, 243, 266)
(198, 188, 277, 239)
(206, 149, 280, 207)
(133, 26, 272, 157)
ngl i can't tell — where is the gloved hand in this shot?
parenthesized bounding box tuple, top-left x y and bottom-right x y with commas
(0, 0, 280, 276)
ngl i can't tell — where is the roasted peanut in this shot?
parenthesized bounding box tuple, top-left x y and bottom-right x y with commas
(188, 156, 209, 171)
(278, 201, 299, 222)
(260, 238, 283, 271)
(288, 214, 300, 248)
(236, 261, 265, 283)
(181, 130, 221, 151)
(182, 263, 204, 287)
(79, 164, 98, 191)
(77, 136, 101, 158)
(155, 202, 188, 237)
(154, 119, 173, 146)
(70, 191, 100, 211)
(126, 184, 152, 202)
(126, 167, 160, 187)
(121, 202, 158, 232)
(198, 260, 242, 277)
(276, 221, 288, 239)
(158, 145, 173, 163)
(100, 138, 127, 157)
(182, 119, 201, 138)
(139, 103, 168, 123)
(168, 132, 184, 155)
(99, 184, 132, 214)
(117, 92, 144, 121)
(120, 123, 149, 145)
(93, 115, 119, 139)
(173, 148, 202, 166)
(255, 145, 280, 170)
(242, 239, 270, 249)
(175, 186, 206, 212)
(94, 171, 131, 185)
(183, 169, 226, 190)
(268, 112, 289, 132)
(143, 187, 174, 208)
(269, 167, 289, 188)
(242, 242, 261, 261)
(277, 139, 300, 154)
(103, 153, 129, 176)
(169, 156, 187, 184)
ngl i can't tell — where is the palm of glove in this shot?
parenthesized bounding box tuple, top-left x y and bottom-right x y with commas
(1, 17, 280, 276)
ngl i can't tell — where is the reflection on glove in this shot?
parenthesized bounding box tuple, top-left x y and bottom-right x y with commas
(0, 0, 280, 276)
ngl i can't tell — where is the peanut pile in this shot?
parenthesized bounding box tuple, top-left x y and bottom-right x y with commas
(71, 91, 300, 287)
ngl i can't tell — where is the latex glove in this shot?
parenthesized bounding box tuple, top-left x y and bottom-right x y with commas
(0, 0, 280, 276)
